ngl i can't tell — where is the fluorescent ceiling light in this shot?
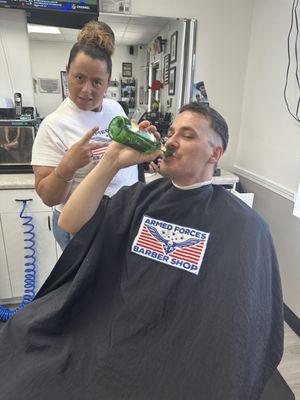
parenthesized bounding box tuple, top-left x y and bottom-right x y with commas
(27, 24, 61, 34)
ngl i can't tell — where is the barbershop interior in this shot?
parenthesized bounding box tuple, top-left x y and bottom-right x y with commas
(0, 0, 299, 399)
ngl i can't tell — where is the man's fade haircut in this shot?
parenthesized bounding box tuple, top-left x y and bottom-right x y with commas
(179, 102, 229, 151)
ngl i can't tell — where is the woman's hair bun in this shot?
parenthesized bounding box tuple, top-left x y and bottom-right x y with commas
(77, 20, 115, 56)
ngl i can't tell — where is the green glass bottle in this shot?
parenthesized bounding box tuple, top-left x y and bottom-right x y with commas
(108, 116, 173, 157)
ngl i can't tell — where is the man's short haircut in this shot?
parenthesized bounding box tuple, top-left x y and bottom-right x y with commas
(179, 102, 229, 151)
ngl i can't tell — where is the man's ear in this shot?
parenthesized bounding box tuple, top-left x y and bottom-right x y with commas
(208, 146, 223, 164)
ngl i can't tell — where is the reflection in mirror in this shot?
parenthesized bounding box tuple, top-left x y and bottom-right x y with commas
(28, 14, 196, 128)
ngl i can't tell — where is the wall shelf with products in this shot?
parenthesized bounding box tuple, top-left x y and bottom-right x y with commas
(121, 78, 136, 110)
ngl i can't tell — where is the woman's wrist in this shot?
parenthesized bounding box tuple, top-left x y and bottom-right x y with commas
(54, 163, 76, 183)
(54, 167, 74, 183)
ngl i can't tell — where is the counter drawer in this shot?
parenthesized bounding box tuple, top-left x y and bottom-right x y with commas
(0, 189, 51, 213)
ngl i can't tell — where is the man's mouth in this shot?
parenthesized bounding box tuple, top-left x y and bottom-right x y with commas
(163, 152, 176, 159)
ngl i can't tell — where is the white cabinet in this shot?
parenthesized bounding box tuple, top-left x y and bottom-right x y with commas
(0, 225, 12, 299)
(0, 189, 59, 302)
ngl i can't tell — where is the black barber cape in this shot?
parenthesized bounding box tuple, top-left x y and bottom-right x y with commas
(0, 179, 283, 400)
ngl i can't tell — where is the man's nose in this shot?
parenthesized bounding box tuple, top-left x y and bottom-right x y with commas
(166, 134, 179, 148)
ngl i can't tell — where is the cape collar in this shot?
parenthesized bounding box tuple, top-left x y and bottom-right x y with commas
(172, 180, 213, 190)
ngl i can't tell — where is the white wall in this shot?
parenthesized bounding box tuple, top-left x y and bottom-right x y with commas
(239, 178, 300, 317)
(111, 44, 138, 81)
(0, 9, 34, 107)
(236, 0, 300, 192)
(30, 41, 72, 117)
(29, 40, 138, 117)
(234, 0, 300, 316)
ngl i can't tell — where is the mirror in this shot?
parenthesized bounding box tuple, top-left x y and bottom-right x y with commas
(28, 14, 196, 122)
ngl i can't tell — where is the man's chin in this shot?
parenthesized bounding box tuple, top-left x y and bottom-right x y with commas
(158, 163, 170, 177)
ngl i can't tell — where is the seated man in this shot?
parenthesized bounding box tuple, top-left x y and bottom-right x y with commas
(0, 103, 283, 400)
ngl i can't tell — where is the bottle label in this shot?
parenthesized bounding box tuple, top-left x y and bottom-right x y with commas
(90, 129, 111, 162)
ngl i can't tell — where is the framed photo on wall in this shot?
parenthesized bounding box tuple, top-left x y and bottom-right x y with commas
(168, 67, 176, 95)
(170, 31, 178, 64)
(122, 62, 132, 77)
(163, 54, 170, 85)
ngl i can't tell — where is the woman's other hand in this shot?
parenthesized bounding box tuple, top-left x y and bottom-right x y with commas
(61, 127, 108, 174)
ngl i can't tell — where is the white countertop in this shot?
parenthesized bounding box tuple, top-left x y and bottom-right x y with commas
(0, 169, 239, 190)
(0, 173, 35, 189)
(212, 169, 239, 186)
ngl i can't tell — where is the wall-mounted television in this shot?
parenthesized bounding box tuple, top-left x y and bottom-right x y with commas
(0, 0, 99, 29)
(0, 0, 98, 14)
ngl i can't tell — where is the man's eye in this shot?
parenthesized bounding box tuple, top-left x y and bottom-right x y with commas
(75, 75, 83, 82)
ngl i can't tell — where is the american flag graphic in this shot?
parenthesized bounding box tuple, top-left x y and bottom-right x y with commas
(90, 132, 111, 161)
(132, 216, 210, 275)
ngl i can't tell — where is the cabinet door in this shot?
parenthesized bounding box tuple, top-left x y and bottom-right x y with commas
(0, 216, 12, 301)
(1, 210, 58, 299)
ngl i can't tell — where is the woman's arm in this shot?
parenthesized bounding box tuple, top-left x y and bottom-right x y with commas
(33, 127, 104, 207)
(33, 164, 75, 207)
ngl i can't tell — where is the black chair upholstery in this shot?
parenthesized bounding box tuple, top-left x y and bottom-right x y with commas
(260, 369, 295, 400)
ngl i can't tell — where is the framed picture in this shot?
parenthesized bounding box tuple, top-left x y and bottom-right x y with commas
(192, 81, 209, 104)
(60, 71, 69, 100)
(170, 31, 178, 64)
(122, 62, 132, 77)
(163, 54, 170, 85)
(168, 67, 176, 96)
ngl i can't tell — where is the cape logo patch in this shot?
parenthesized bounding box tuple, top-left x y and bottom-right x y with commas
(131, 216, 210, 275)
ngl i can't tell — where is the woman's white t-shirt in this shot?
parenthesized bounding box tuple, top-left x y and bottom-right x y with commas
(31, 98, 138, 212)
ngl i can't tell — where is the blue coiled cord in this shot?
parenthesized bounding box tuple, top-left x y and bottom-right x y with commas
(0, 200, 36, 321)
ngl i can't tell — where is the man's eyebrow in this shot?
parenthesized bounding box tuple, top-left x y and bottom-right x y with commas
(168, 126, 197, 134)
(180, 126, 197, 134)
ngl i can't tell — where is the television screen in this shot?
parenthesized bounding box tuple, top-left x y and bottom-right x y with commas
(0, 0, 98, 13)
(27, 9, 98, 29)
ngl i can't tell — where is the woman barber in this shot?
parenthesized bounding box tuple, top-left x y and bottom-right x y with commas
(31, 21, 139, 250)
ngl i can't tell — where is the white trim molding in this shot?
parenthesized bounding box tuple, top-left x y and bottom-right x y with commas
(233, 165, 295, 202)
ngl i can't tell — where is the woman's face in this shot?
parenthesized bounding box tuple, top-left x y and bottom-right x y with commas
(67, 52, 110, 112)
